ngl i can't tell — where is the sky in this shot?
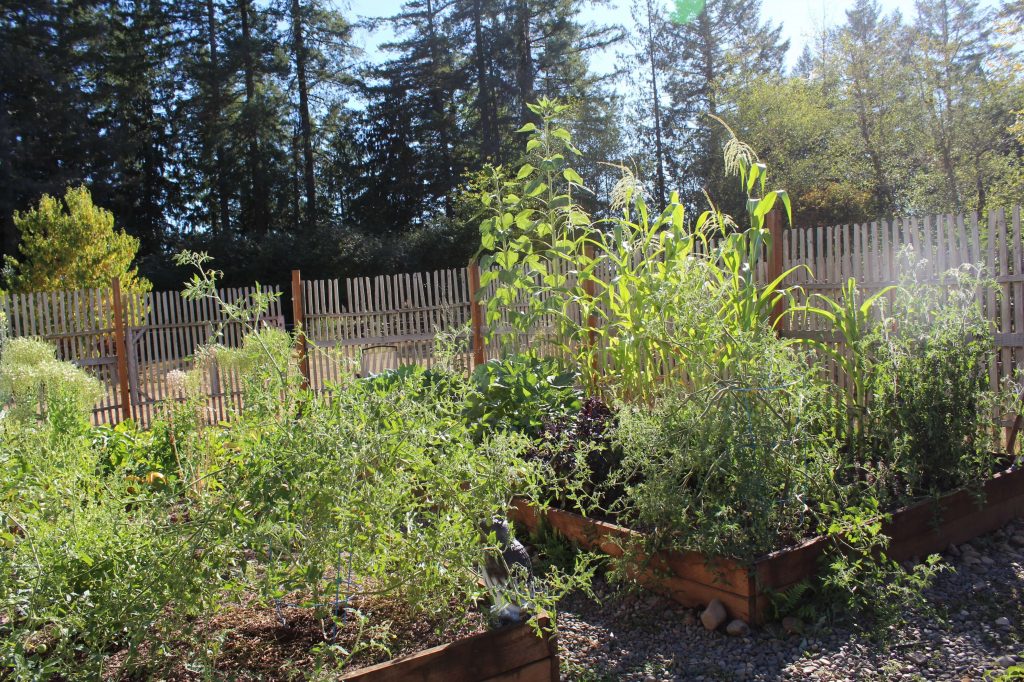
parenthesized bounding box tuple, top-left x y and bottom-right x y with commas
(342, 0, 998, 72)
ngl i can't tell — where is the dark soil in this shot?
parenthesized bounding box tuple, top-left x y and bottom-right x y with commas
(103, 593, 485, 680)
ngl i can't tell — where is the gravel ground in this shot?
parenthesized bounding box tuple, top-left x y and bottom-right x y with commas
(556, 518, 1024, 681)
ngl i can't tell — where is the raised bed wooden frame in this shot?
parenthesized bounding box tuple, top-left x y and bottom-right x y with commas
(510, 467, 1024, 625)
(339, 614, 558, 681)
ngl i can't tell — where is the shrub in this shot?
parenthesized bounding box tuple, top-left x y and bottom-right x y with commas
(4, 185, 150, 293)
(862, 261, 999, 501)
(0, 337, 101, 432)
(465, 354, 581, 438)
(611, 333, 843, 562)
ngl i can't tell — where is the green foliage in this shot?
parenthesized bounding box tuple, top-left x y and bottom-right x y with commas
(796, 278, 895, 455)
(0, 249, 596, 678)
(0, 343, 592, 679)
(861, 262, 999, 502)
(476, 100, 800, 405)
(473, 104, 984, 628)
(4, 186, 150, 293)
(768, 497, 949, 632)
(0, 337, 101, 432)
(466, 354, 582, 438)
(611, 336, 842, 563)
(216, 327, 303, 417)
(800, 254, 1001, 504)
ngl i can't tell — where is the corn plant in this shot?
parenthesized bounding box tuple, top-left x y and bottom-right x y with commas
(794, 278, 895, 456)
(475, 100, 805, 403)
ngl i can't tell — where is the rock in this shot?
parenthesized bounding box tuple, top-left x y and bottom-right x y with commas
(910, 652, 928, 665)
(1011, 534, 1024, 548)
(997, 655, 1017, 668)
(947, 544, 962, 556)
(981, 555, 996, 566)
(725, 619, 750, 637)
(682, 610, 698, 627)
(995, 616, 1012, 629)
(962, 554, 981, 566)
(700, 599, 728, 631)
(782, 616, 804, 635)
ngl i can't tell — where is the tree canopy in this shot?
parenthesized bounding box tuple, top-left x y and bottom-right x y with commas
(1, 0, 1021, 289)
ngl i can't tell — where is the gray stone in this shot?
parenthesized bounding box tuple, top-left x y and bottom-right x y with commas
(700, 599, 728, 631)
(1011, 534, 1024, 548)
(997, 655, 1017, 668)
(910, 652, 928, 665)
(725, 619, 750, 637)
(995, 616, 1012, 629)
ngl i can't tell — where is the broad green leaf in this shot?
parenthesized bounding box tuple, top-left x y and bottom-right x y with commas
(516, 164, 535, 179)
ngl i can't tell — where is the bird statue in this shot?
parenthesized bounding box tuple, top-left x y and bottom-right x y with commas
(479, 517, 534, 627)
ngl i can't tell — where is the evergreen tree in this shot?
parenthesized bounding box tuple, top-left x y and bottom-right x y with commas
(660, 0, 788, 213)
(827, 0, 916, 216)
(909, 0, 1018, 214)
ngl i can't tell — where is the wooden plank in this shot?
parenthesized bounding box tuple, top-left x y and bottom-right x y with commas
(108, 282, 132, 422)
(339, 617, 553, 682)
(481, 657, 556, 682)
(468, 263, 485, 367)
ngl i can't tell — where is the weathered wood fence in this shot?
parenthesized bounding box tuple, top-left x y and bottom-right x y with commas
(1, 206, 1020, 427)
(1, 285, 285, 426)
(776, 207, 1024, 402)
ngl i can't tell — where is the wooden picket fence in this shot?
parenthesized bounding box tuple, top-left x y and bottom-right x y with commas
(297, 267, 475, 391)
(777, 207, 1024, 404)
(1, 284, 284, 426)
(1, 206, 1021, 427)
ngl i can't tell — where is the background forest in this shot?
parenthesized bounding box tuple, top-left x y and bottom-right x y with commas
(1, 0, 1022, 289)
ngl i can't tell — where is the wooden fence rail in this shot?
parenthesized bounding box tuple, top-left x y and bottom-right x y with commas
(0, 206, 1020, 427)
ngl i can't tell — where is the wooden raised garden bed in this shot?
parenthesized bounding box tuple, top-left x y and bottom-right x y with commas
(339, 614, 558, 682)
(510, 467, 1024, 625)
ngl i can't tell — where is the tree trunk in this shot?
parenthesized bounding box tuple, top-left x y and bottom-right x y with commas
(239, 0, 269, 234)
(644, 0, 666, 211)
(471, 0, 498, 161)
(205, 0, 231, 234)
(425, 0, 454, 215)
(291, 0, 317, 224)
(514, 0, 534, 125)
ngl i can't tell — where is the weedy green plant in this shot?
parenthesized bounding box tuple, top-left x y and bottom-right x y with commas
(772, 497, 947, 634)
(0, 336, 101, 433)
(794, 277, 894, 456)
(1, 252, 595, 680)
(862, 259, 1000, 502)
(610, 335, 843, 563)
(798, 252, 1003, 504)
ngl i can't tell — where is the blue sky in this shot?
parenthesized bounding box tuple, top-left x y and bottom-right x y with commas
(343, 0, 1002, 71)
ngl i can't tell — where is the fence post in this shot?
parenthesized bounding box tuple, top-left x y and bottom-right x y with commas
(291, 269, 310, 389)
(766, 207, 785, 330)
(468, 262, 486, 367)
(110, 277, 133, 422)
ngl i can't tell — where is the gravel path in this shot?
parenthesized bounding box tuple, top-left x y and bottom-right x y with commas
(556, 518, 1024, 681)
